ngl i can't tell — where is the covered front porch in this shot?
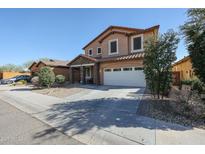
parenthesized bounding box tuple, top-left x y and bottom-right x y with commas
(68, 54, 100, 85)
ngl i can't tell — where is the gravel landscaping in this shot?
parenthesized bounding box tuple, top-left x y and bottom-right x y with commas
(137, 87, 205, 129)
(32, 84, 85, 98)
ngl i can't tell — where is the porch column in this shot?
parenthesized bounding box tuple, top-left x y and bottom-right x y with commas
(69, 67, 73, 83)
(80, 66, 85, 84)
(93, 63, 99, 85)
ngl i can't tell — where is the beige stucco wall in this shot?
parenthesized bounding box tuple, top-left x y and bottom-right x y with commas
(37, 63, 46, 70)
(53, 67, 70, 81)
(0, 72, 31, 79)
(172, 58, 196, 80)
(84, 28, 157, 59)
(101, 33, 129, 58)
(99, 59, 144, 84)
(30, 62, 46, 75)
(84, 28, 112, 56)
(30, 62, 69, 81)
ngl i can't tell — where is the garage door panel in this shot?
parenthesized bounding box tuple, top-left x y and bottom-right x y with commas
(104, 69, 146, 87)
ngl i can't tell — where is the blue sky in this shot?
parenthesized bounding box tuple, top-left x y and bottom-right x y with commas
(0, 8, 188, 65)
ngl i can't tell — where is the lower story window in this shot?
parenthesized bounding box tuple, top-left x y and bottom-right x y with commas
(104, 69, 111, 72)
(113, 68, 121, 72)
(123, 67, 132, 71)
(134, 67, 143, 71)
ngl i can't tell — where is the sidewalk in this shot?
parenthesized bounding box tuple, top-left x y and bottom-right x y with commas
(1, 90, 205, 144)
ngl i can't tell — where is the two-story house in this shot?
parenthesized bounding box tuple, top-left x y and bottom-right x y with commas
(68, 25, 159, 87)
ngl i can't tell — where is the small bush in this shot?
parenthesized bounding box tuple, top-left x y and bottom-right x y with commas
(32, 72, 39, 77)
(38, 67, 55, 88)
(55, 75, 65, 84)
(31, 76, 39, 86)
(181, 80, 193, 85)
(18, 80, 27, 85)
(192, 79, 205, 94)
(12, 80, 27, 86)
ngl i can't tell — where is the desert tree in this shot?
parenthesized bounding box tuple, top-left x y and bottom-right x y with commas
(181, 8, 205, 83)
(143, 30, 179, 99)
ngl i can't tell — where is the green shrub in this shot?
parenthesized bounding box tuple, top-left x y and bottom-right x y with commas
(181, 80, 193, 85)
(18, 80, 27, 85)
(32, 72, 39, 77)
(31, 76, 39, 86)
(192, 79, 205, 94)
(12, 80, 27, 86)
(55, 75, 65, 84)
(38, 67, 55, 88)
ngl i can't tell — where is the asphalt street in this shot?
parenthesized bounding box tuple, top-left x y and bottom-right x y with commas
(0, 99, 82, 145)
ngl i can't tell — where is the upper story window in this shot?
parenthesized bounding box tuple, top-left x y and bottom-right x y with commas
(131, 34, 143, 53)
(108, 39, 118, 55)
(88, 48, 93, 56)
(97, 47, 102, 55)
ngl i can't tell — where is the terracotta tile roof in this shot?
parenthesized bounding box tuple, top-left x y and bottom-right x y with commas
(98, 52, 145, 62)
(39, 59, 70, 67)
(68, 53, 144, 65)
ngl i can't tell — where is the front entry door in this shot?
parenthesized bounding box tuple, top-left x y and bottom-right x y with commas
(73, 68, 80, 83)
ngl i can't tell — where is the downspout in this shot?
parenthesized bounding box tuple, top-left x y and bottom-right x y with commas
(127, 34, 130, 54)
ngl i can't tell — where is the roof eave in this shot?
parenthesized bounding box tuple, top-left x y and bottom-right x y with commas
(82, 25, 160, 50)
(67, 54, 97, 66)
(28, 62, 37, 70)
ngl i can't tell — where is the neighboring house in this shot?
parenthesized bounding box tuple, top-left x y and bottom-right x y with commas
(29, 59, 70, 80)
(0, 71, 30, 79)
(172, 56, 196, 81)
(68, 25, 159, 87)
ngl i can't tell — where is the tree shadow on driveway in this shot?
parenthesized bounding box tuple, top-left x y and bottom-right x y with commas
(33, 97, 193, 141)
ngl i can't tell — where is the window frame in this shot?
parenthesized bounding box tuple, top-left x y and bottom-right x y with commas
(113, 68, 121, 72)
(85, 67, 91, 78)
(134, 67, 144, 71)
(104, 68, 112, 72)
(131, 34, 144, 53)
(108, 39, 119, 55)
(123, 67, 133, 71)
(97, 47, 102, 55)
(88, 48, 93, 56)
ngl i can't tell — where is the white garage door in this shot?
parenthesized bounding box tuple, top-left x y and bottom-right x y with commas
(103, 67, 146, 87)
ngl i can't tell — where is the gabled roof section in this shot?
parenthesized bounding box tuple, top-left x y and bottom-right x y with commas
(82, 25, 160, 50)
(68, 54, 97, 66)
(172, 56, 190, 67)
(28, 62, 37, 70)
(129, 25, 160, 36)
(36, 59, 70, 68)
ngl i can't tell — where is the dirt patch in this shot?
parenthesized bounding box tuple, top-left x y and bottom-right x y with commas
(32, 84, 85, 98)
(137, 87, 205, 129)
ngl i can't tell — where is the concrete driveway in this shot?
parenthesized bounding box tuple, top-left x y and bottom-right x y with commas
(0, 85, 148, 144)
(1, 84, 205, 144)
